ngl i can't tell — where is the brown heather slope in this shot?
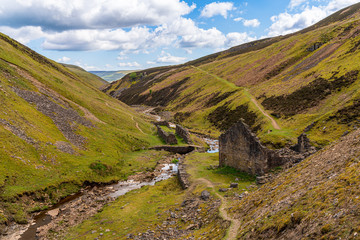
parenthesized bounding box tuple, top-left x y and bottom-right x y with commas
(229, 128, 360, 240)
(105, 3, 360, 148)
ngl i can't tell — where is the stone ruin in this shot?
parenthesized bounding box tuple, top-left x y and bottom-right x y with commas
(156, 125, 178, 145)
(219, 121, 316, 176)
(175, 124, 193, 144)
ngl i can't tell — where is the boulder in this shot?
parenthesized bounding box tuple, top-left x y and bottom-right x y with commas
(200, 190, 210, 201)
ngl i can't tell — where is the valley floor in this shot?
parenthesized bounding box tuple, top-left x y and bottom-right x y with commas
(60, 152, 255, 240)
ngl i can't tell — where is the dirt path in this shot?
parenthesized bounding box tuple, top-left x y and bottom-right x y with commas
(244, 89, 281, 130)
(191, 65, 281, 130)
(194, 178, 241, 240)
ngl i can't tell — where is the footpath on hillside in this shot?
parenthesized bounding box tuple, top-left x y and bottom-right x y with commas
(191, 65, 281, 130)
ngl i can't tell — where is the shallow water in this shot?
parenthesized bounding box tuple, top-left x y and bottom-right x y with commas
(204, 138, 219, 153)
(109, 163, 178, 198)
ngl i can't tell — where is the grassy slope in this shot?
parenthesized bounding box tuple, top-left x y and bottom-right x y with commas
(106, 4, 360, 148)
(0, 33, 164, 224)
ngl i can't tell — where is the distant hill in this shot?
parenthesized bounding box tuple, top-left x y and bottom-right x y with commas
(61, 64, 108, 88)
(90, 70, 134, 82)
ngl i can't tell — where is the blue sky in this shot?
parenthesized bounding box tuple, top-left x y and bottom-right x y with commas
(0, 0, 358, 71)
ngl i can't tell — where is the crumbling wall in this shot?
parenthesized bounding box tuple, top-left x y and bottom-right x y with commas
(175, 124, 193, 144)
(157, 126, 177, 145)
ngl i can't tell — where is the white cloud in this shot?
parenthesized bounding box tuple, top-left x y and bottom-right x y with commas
(288, 0, 308, 9)
(243, 19, 260, 27)
(117, 55, 128, 60)
(234, 17, 260, 28)
(268, 0, 359, 37)
(0, 0, 196, 30)
(146, 61, 156, 65)
(0, 26, 47, 44)
(325, 0, 360, 12)
(42, 27, 152, 51)
(225, 32, 257, 47)
(118, 62, 141, 67)
(157, 52, 186, 64)
(201, 2, 235, 19)
(58, 56, 71, 63)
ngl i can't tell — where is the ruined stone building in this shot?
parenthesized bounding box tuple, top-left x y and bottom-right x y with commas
(219, 121, 315, 176)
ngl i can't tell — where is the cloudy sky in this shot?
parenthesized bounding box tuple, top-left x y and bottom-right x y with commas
(0, 0, 358, 71)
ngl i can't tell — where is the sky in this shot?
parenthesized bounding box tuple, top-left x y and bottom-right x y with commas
(0, 0, 358, 71)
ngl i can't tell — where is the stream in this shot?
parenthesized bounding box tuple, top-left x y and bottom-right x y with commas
(4, 163, 179, 240)
(3, 108, 219, 240)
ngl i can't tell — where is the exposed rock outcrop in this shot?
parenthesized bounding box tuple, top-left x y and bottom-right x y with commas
(12, 87, 93, 147)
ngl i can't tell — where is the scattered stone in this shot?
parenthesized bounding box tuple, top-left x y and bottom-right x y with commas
(186, 224, 197, 230)
(230, 183, 238, 188)
(219, 188, 228, 192)
(47, 208, 60, 218)
(200, 190, 210, 201)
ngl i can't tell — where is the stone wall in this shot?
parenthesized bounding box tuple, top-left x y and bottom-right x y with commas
(219, 121, 314, 176)
(157, 126, 177, 145)
(153, 121, 170, 128)
(177, 160, 190, 189)
(175, 124, 193, 144)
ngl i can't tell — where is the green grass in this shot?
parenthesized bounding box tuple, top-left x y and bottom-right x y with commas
(185, 152, 256, 194)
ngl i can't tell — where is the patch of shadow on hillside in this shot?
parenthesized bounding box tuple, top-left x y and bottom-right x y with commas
(12, 87, 93, 147)
(118, 77, 190, 107)
(204, 90, 238, 108)
(207, 103, 259, 132)
(329, 98, 360, 124)
(262, 70, 359, 116)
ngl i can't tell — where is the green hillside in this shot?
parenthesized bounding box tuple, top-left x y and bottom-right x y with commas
(0, 33, 163, 225)
(106, 3, 360, 149)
